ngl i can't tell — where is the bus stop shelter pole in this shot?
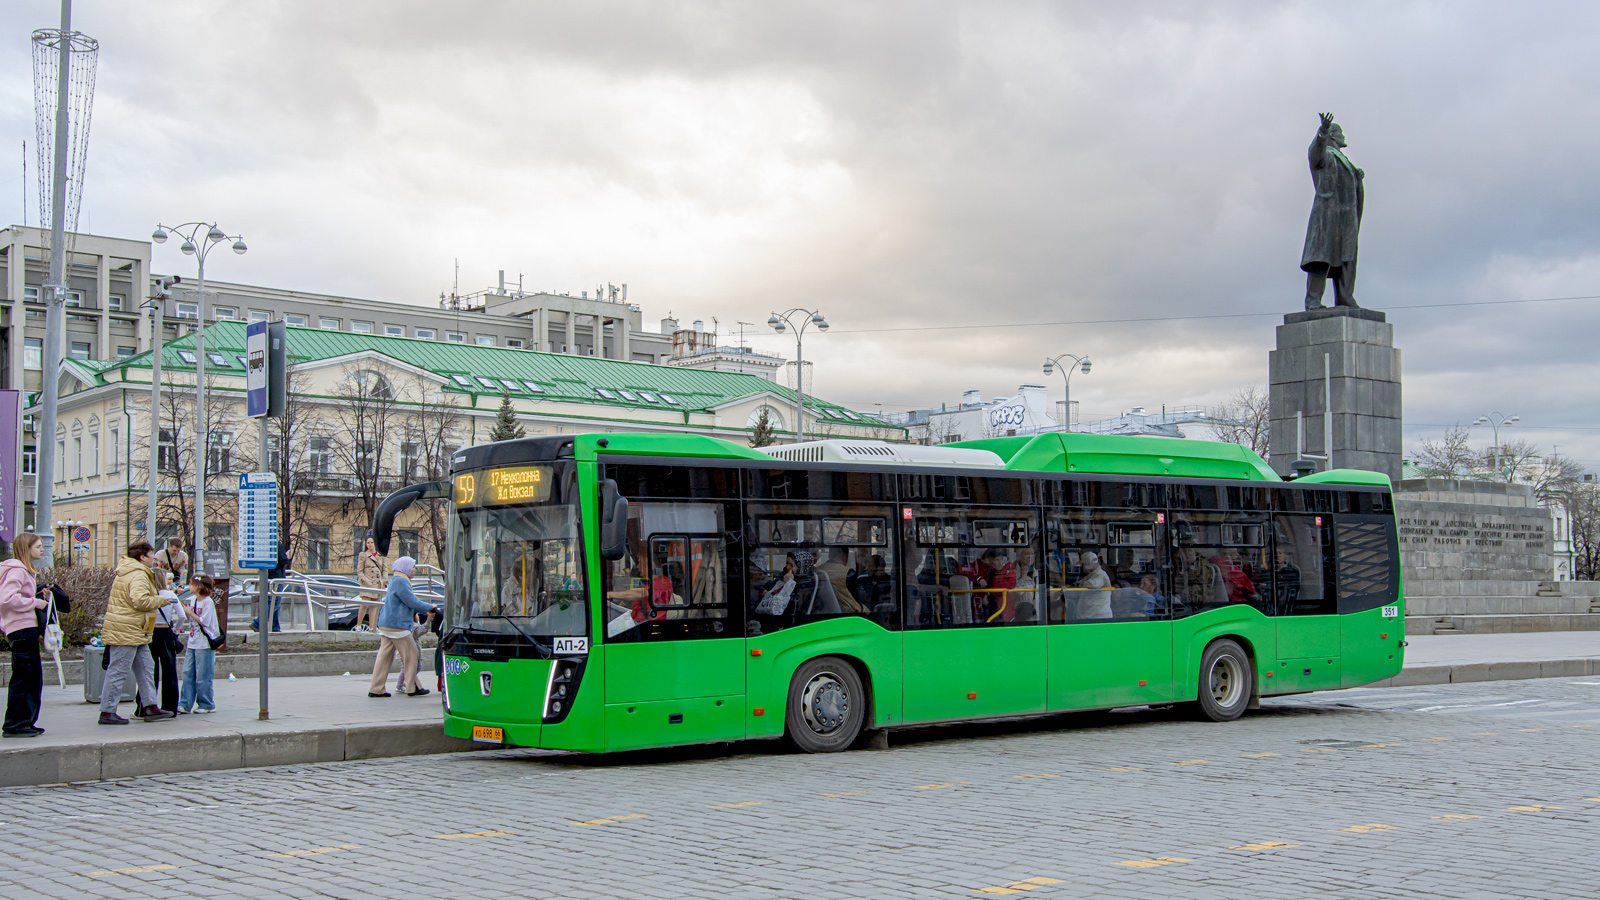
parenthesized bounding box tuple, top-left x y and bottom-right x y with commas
(258, 415, 270, 720)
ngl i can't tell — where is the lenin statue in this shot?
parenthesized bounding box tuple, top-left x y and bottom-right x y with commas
(1301, 112, 1364, 309)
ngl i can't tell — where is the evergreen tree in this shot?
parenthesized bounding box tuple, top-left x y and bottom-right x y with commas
(749, 406, 778, 448)
(489, 391, 526, 442)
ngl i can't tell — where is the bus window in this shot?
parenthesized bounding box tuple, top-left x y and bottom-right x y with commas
(1046, 509, 1163, 624)
(1169, 512, 1271, 618)
(603, 501, 735, 643)
(1272, 514, 1335, 616)
(904, 505, 1040, 630)
(746, 502, 897, 634)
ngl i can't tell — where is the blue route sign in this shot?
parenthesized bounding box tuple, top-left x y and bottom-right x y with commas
(237, 472, 279, 569)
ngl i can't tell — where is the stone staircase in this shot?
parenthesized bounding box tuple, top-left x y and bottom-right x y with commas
(1431, 617, 1461, 635)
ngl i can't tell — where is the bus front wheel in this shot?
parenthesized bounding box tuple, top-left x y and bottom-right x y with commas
(1196, 639, 1252, 722)
(786, 657, 865, 753)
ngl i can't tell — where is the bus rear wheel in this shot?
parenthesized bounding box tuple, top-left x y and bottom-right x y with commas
(1196, 639, 1252, 722)
(786, 657, 865, 753)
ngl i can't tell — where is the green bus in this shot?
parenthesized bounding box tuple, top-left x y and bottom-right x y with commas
(372, 430, 1402, 753)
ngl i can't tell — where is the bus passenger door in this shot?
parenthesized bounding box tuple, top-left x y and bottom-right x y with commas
(901, 505, 1046, 723)
(1046, 506, 1173, 711)
(601, 500, 746, 750)
(1272, 513, 1341, 691)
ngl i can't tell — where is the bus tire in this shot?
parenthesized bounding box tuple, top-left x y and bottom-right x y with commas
(786, 656, 865, 753)
(1196, 639, 1252, 722)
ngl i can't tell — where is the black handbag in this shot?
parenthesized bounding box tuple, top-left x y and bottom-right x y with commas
(193, 620, 226, 652)
(34, 583, 70, 630)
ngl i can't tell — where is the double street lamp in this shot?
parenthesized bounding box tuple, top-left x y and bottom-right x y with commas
(768, 309, 829, 443)
(1042, 353, 1092, 432)
(1471, 411, 1520, 481)
(151, 222, 246, 566)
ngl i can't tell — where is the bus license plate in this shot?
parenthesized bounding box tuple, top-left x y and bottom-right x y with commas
(1381, 605, 1399, 618)
(472, 726, 503, 744)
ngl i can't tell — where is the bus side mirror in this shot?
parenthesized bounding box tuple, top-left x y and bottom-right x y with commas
(601, 479, 629, 560)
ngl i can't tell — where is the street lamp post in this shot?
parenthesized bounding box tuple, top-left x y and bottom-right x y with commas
(141, 276, 179, 543)
(151, 223, 246, 569)
(1471, 411, 1520, 481)
(1042, 353, 1092, 432)
(767, 308, 829, 443)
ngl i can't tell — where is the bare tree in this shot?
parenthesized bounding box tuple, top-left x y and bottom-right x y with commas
(231, 369, 323, 563)
(407, 377, 464, 565)
(1514, 447, 1585, 503)
(911, 417, 964, 446)
(1566, 483, 1600, 581)
(331, 365, 404, 534)
(128, 369, 239, 563)
(1212, 384, 1271, 461)
(1410, 426, 1476, 478)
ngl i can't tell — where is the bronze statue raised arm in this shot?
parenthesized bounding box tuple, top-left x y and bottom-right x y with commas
(1301, 112, 1365, 309)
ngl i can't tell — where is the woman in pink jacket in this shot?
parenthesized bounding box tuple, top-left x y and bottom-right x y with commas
(2, 533, 48, 738)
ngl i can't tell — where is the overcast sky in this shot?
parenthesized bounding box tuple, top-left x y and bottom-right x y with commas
(5, 2, 1600, 465)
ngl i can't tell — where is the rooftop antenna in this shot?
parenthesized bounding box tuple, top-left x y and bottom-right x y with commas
(736, 320, 755, 350)
(711, 316, 719, 348)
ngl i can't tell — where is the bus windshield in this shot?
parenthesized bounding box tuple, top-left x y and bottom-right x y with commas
(449, 467, 588, 641)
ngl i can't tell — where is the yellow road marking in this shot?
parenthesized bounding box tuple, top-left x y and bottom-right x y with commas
(1572, 724, 1594, 728)
(1430, 815, 1484, 820)
(1516, 728, 1544, 732)
(268, 845, 357, 858)
(1173, 759, 1208, 766)
(80, 864, 179, 879)
(1116, 857, 1190, 868)
(708, 801, 763, 809)
(1227, 841, 1302, 851)
(824, 791, 866, 798)
(974, 876, 1065, 894)
(436, 830, 515, 839)
(1100, 767, 1141, 772)
(1506, 804, 1563, 812)
(1582, 797, 1600, 803)
(916, 782, 973, 789)
(573, 815, 645, 826)
(1014, 774, 1061, 779)
(1336, 823, 1396, 834)
(1423, 737, 1452, 742)
(1241, 752, 1280, 758)
(1360, 743, 1397, 748)
(1469, 732, 1499, 736)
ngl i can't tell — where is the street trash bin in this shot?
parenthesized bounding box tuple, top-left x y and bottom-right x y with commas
(82, 644, 137, 705)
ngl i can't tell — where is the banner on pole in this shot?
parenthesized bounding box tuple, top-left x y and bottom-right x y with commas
(0, 390, 20, 543)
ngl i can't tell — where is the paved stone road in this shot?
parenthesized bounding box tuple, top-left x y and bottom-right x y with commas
(2, 678, 1597, 899)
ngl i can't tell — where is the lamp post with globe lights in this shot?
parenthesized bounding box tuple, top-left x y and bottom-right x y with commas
(1042, 353, 1092, 432)
(151, 222, 246, 567)
(1471, 412, 1520, 481)
(767, 309, 829, 443)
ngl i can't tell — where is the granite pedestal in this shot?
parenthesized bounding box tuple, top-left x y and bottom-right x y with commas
(1268, 306, 1402, 480)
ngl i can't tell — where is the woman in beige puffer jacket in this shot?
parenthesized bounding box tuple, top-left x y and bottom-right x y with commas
(98, 543, 174, 724)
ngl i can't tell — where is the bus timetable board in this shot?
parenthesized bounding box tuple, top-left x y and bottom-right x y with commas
(454, 465, 554, 506)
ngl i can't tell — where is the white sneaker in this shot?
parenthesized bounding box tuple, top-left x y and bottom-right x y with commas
(194, 708, 216, 714)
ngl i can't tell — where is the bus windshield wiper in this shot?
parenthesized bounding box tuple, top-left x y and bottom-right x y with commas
(485, 614, 552, 657)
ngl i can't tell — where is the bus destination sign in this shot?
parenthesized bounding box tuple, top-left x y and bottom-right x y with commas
(455, 466, 554, 506)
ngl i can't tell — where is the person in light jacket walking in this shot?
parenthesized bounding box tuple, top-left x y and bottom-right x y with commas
(100, 542, 177, 725)
(356, 534, 386, 633)
(1, 533, 48, 737)
(368, 556, 437, 698)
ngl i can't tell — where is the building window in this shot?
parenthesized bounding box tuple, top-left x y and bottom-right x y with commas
(176, 350, 197, 364)
(22, 444, 36, 475)
(355, 441, 377, 476)
(23, 286, 38, 303)
(266, 434, 282, 471)
(88, 430, 100, 477)
(107, 422, 120, 473)
(72, 436, 82, 479)
(158, 428, 180, 473)
(213, 306, 237, 320)
(109, 293, 125, 312)
(64, 290, 83, 307)
(476, 335, 495, 346)
(384, 324, 404, 337)
(319, 317, 339, 330)
(351, 321, 373, 334)
(175, 302, 199, 320)
(68, 341, 92, 360)
(248, 309, 270, 323)
(397, 529, 420, 561)
(415, 328, 435, 340)
(207, 432, 232, 475)
(24, 338, 42, 370)
(117, 346, 135, 359)
(446, 332, 465, 343)
(400, 441, 421, 478)
(206, 352, 228, 367)
(206, 523, 232, 559)
(505, 338, 524, 349)
(308, 437, 332, 476)
(308, 526, 330, 571)
(55, 439, 65, 482)
(284, 314, 308, 327)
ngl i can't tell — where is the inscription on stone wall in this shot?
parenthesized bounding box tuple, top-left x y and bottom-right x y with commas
(1397, 516, 1549, 551)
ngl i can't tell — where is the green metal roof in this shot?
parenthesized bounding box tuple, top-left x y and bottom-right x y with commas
(110, 320, 892, 429)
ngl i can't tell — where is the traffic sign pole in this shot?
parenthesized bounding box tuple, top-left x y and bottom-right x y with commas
(259, 417, 269, 721)
(243, 320, 286, 720)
